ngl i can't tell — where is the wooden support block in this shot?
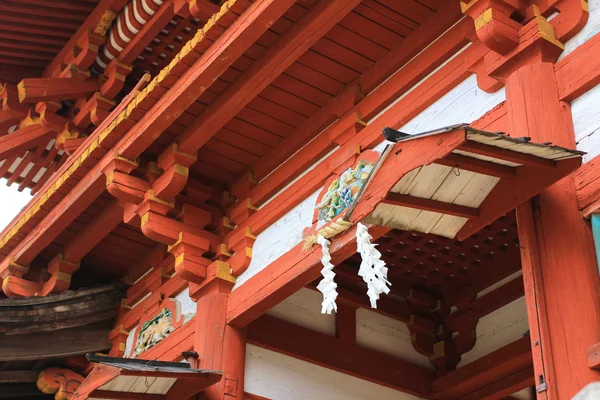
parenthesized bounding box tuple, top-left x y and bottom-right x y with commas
(2, 276, 40, 298)
(18, 77, 100, 103)
(39, 253, 80, 296)
(100, 60, 133, 99)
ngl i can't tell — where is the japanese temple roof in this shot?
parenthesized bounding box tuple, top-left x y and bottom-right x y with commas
(73, 354, 223, 399)
(0, 0, 456, 193)
(0, 283, 123, 361)
(363, 126, 584, 240)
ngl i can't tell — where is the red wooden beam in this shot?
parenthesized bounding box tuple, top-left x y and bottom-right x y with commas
(227, 131, 467, 326)
(233, 10, 471, 204)
(176, 0, 361, 154)
(0, 0, 294, 271)
(17, 77, 99, 103)
(458, 368, 534, 400)
(383, 193, 480, 218)
(435, 153, 516, 179)
(575, 156, 600, 213)
(471, 276, 524, 319)
(88, 391, 164, 400)
(0, 124, 53, 160)
(431, 337, 532, 399)
(247, 315, 434, 398)
(458, 141, 556, 170)
(117, 0, 297, 160)
(63, 199, 124, 263)
(457, 157, 580, 241)
(555, 27, 600, 102)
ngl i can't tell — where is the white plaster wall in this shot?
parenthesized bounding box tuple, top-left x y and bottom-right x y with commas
(245, 345, 426, 400)
(399, 75, 506, 134)
(572, 84, 600, 162)
(356, 308, 432, 369)
(174, 287, 196, 322)
(233, 190, 318, 289)
(266, 288, 335, 336)
(459, 296, 529, 366)
(373, 75, 506, 153)
(567, 0, 600, 161)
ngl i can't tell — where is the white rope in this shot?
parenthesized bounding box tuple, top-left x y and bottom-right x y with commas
(356, 223, 391, 308)
(316, 234, 338, 314)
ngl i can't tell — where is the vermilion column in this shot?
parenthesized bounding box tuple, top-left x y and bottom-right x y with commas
(194, 275, 246, 400)
(505, 50, 600, 399)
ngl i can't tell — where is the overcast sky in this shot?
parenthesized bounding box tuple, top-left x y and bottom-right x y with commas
(0, 179, 33, 231)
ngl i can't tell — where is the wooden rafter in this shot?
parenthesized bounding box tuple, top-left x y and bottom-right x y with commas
(17, 77, 99, 103)
(382, 193, 480, 218)
(177, 0, 362, 154)
(458, 141, 556, 169)
(0, 125, 53, 160)
(435, 153, 516, 178)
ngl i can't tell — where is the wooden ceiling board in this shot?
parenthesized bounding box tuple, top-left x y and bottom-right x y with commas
(0, 0, 100, 75)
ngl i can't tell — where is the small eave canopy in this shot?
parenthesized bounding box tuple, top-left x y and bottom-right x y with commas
(73, 355, 223, 400)
(352, 125, 583, 240)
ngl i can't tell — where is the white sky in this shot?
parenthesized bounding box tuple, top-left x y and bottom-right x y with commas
(0, 179, 33, 231)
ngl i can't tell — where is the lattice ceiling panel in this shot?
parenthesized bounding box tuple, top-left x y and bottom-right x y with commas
(345, 212, 521, 296)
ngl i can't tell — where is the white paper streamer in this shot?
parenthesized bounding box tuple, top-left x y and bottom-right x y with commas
(316, 234, 338, 314)
(356, 222, 391, 308)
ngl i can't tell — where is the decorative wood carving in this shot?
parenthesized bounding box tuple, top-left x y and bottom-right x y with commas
(37, 368, 84, 400)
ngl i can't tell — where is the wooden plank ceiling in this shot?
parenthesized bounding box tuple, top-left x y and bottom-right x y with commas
(0, 0, 101, 84)
(139, 0, 447, 186)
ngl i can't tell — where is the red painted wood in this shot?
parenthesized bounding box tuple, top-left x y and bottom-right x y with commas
(193, 280, 246, 400)
(247, 315, 434, 397)
(383, 192, 480, 218)
(435, 153, 515, 179)
(555, 25, 600, 102)
(0, 125, 53, 160)
(117, 0, 297, 160)
(507, 62, 600, 398)
(431, 337, 532, 399)
(177, 0, 361, 154)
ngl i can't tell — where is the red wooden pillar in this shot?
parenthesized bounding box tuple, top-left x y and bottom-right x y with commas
(507, 60, 600, 398)
(194, 278, 246, 400)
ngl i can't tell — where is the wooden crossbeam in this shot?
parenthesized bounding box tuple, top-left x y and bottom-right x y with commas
(458, 141, 556, 170)
(228, 5, 468, 204)
(383, 193, 480, 218)
(0, 124, 53, 160)
(247, 315, 434, 398)
(177, 0, 361, 154)
(117, 0, 297, 160)
(457, 156, 580, 240)
(89, 391, 163, 400)
(431, 337, 532, 399)
(17, 77, 99, 103)
(435, 153, 516, 178)
(63, 200, 124, 263)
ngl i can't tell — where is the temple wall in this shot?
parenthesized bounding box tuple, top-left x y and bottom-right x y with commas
(568, 0, 600, 161)
(121, 276, 196, 359)
(265, 288, 432, 369)
(244, 345, 426, 400)
(233, 73, 506, 292)
(459, 295, 529, 366)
